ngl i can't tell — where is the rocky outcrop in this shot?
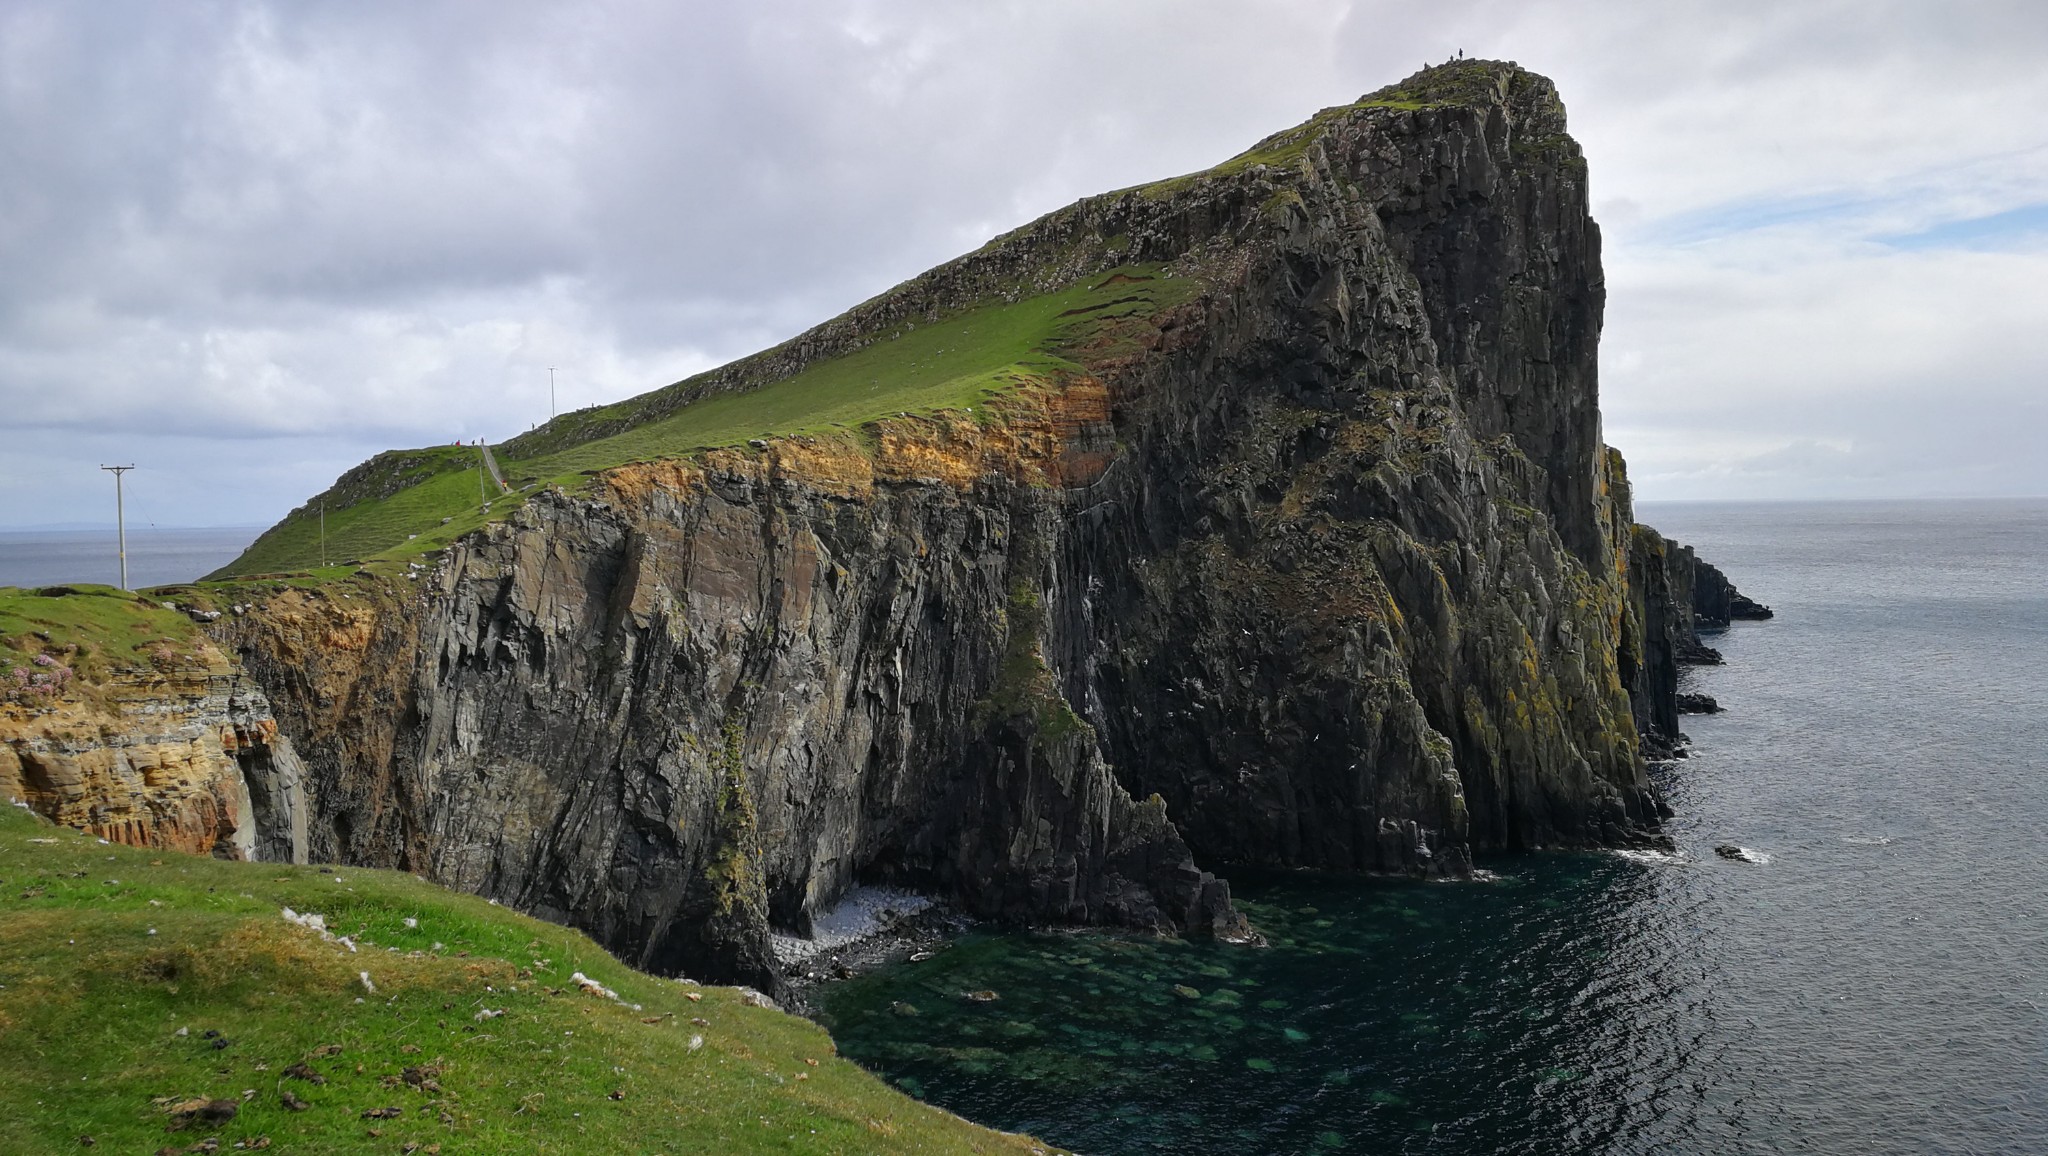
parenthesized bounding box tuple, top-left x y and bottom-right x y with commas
(1620, 526, 1769, 752)
(210, 60, 1761, 990)
(1, 641, 307, 862)
(1645, 531, 1775, 665)
(1691, 555, 1774, 624)
(1620, 525, 1684, 756)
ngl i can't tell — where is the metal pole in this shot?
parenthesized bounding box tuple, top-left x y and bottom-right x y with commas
(320, 501, 326, 567)
(100, 465, 134, 590)
(549, 367, 556, 419)
(116, 470, 126, 590)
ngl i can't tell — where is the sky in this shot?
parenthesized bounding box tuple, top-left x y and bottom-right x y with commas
(2, 0, 2044, 530)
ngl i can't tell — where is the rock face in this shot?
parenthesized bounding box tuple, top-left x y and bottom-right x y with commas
(222, 424, 1246, 989)
(211, 60, 1759, 990)
(1618, 526, 1775, 753)
(1, 641, 308, 862)
(1689, 553, 1775, 624)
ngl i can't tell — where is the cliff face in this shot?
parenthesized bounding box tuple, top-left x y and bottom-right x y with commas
(221, 406, 1244, 987)
(1, 638, 307, 863)
(209, 61, 1740, 989)
(1622, 526, 1780, 748)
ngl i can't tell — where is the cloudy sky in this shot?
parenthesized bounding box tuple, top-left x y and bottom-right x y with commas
(2, 0, 2043, 530)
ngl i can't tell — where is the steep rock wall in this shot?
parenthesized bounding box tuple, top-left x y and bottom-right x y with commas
(221, 403, 1243, 989)
(0, 643, 307, 862)
(214, 61, 1753, 989)
(1053, 73, 1665, 867)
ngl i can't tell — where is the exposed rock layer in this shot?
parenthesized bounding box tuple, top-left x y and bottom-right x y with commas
(1, 642, 307, 863)
(192, 61, 1760, 990)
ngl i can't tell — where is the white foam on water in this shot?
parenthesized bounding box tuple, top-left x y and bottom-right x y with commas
(770, 885, 932, 965)
(1612, 848, 1686, 866)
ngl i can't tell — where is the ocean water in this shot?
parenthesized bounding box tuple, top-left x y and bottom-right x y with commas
(0, 527, 260, 590)
(814, 499, 2048, 1154)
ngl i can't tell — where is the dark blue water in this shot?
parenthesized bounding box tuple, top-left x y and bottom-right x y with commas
(815, 499, 2048, 1154)
(0, 528, 259, 590)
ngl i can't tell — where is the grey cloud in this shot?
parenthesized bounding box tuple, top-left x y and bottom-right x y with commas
(3, 0, 2046, 529)
(2, 3, 589, 314)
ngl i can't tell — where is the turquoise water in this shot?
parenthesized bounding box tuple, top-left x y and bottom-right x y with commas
(814, 500, 2048, 1153)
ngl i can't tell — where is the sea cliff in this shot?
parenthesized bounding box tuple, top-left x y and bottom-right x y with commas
(8, 61, 1764, 995)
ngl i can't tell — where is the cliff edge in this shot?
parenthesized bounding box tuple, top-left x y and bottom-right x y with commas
(1, 586, 306, 862)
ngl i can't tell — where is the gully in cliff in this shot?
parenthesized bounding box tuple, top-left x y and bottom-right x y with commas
(6, 60, 1766, 996)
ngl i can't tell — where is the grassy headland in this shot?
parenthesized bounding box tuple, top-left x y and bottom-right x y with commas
(212, 267, 1192, 580)
(211, 60, 1546, 584)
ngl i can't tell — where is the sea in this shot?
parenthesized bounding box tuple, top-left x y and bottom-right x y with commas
(812, 499, 2048, 1155)
(0, 527, 261, 590)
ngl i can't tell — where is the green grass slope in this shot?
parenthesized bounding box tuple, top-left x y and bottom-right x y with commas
(0, 805, 1056, 1154)
(213, 268, 1190, 580)
(1, 585, 214, 704)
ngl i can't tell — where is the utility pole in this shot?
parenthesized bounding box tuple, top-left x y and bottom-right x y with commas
(100, 465, 134, 590)
(549, 367, 557, 419)
(320, 500, 327, 568)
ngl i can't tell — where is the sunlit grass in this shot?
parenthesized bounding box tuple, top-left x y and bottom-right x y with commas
(210, 267, 1190, 580)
